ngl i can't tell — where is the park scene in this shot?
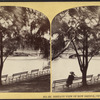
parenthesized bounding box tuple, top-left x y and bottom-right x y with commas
(0, 6, 50, 92)
(52, 6, 100, 92)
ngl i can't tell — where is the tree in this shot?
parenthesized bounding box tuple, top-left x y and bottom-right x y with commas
(0, 6, 50, 85)
(52, 6, 100, 86)
(0, 6, 26, 85)
(20, 8, 50, 58)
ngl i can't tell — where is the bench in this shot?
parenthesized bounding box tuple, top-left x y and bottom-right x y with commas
(38, 70, 50, 76)
(73, 75, 93, 86)
(10, 71, 28, 83)
(53, 79, 67, 89)
(42, 66, 50, 74)
(1, 75, 8, 84)
(43, 69, 50, 74)
(94, 74, 100, 82)
(30, 69, 39, 77)
(53, 75, 93, 90)
(43, 66, 50, 70)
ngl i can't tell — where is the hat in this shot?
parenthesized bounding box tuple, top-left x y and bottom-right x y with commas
(70, 72, 75, 75)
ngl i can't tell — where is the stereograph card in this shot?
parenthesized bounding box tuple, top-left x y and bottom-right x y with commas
(0, 0, 99, 99)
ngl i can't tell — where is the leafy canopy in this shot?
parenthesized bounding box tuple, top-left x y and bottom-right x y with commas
(0, 6, 50, 59)
(52, 6, 100, 60)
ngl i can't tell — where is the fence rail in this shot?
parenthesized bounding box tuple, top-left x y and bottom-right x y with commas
(1, 69, 50, 85)
(52, 74, 94, 91)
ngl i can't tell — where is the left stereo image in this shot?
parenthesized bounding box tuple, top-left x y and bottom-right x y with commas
(0, 6, 50, 92)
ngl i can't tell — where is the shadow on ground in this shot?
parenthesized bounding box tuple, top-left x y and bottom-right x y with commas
(0, 74, 50, 92)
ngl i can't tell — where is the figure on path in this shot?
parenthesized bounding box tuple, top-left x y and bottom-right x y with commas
(66, 72, 77, 87)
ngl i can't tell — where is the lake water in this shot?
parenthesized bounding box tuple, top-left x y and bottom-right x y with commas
(4, 56, 100, 82)
(52, 57, 100, 82)
(2, 56, 48, 76)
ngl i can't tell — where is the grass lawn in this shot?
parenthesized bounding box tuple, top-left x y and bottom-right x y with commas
(0, 74, 50, 92)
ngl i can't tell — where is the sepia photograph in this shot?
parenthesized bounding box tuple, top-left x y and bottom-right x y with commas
(0, 1, 100, 99)
(52, 6, 100, 92)
(0, 6, 50, 92)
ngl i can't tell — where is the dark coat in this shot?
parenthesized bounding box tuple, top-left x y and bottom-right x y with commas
(66, 75, 74, 85)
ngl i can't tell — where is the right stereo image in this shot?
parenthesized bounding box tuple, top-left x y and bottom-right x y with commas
(51, 6, 100, 92)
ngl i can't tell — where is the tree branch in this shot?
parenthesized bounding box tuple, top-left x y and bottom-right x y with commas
(88, 49, 100, 63)
(3, 55, 9, 64)
(3, 49, 14, 64)
(88, 43, 100, 63)
(71, 39, 83, 72)
(52, 41, 71, 60)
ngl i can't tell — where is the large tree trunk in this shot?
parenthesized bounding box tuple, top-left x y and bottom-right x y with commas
(81, 29, 88, 87)
(82, 68, 87, 86)
(0, 65, 3, 86)
(0, 31, 3, 85)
